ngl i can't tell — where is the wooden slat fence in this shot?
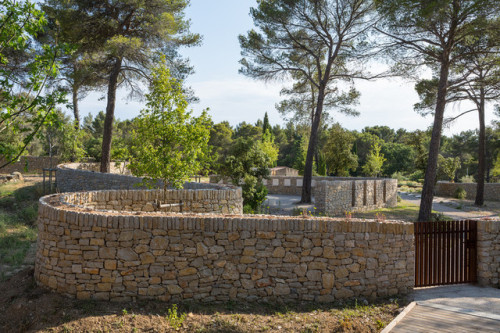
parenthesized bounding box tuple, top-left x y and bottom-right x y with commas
(414, 220, 477, 287)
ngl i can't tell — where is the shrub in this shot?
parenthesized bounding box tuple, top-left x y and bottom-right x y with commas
(455, 187, 467, 200)
(166, 304, 186, 329)
(460, 175, 475, 183)
(408, 170, 424, 182)
(16, 204, 38, 226)
(391, 172, 407, 182)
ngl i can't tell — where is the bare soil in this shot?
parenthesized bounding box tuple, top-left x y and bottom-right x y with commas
(0, 269, 407, 333)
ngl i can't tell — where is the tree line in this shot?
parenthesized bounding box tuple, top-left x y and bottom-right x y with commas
(2, 0, 500, 220)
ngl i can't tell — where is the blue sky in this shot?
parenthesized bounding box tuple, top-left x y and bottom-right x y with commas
(78, 0, 489, 135)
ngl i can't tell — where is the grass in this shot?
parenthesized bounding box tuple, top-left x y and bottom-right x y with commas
(0, 178, 45, 280)
(353, 202, 446, 222)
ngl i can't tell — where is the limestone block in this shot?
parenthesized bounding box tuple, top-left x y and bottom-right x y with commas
(117, 248, 139, 261)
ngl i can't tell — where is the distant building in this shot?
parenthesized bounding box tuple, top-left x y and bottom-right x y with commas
(270, 166, 299, 177)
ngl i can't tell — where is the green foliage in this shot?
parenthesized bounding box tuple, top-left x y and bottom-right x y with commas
(391, 172, 408, 182)
(208, 121, 233, 173)
(381, 142, 415, 176)
(455, 187, 467, 200)
(166, 304, 186, 329)
(438, 155, 461, 182)
(409, 170, 425, 182)
(362, 142, 386, 177)
(221, 135, 276, 211)
(128, 58, 211, 190)
(323, 124, 358, 176)
(0, 0, 68, 168)
(317, 152, 327, 176)
(460, 175, 476, 183)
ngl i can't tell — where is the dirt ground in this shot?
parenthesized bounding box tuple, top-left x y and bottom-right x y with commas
(0, 269, 407, 333)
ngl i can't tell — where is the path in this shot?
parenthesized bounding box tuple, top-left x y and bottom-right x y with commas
(263, 194, 315, 215)
(399, 192, 498, 220)
(265, 192, 499, 219)
(387, 285, 500, 332)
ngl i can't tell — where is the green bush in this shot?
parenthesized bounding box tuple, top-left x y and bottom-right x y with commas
(409, 170, 424, 182)
(460, 175, 475, 183)
(391, 172, 408, 182)
(16, 204, 38, 226)
(455, 187, 467, 200)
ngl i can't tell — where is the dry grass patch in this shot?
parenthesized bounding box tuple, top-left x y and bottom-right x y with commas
(0, 269, 407, 333)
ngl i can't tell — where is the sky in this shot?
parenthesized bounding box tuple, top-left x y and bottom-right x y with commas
(78, 0, 492, 135)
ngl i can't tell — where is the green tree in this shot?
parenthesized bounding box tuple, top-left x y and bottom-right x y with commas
(381, 142, 416, 176)
(221, 138, 274, 212)
(376, 0, 499, 221)
(262, 112, 271, 138)
(47, 0, 201, 173)
(240, 0, 376, 203)
(438, 155, 461, 182)
(323, 124, 358, 176)
(208, 121, 233, 173)
(0, 0, 67, 169)
(353, 131, 384, 175)
(362, 142, 386, 177)
(128, 58, 211, 191)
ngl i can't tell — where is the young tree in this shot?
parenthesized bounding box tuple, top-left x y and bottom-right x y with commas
(376, 0, 499, 221)
(45, 0, 201, 173)
(240, 0, 376, 203)
(128, 58, 211, 191)
(0, 0, 67, 169)
(362, 142, 386, 177)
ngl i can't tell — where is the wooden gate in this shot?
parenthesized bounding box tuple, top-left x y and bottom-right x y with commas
(414, 220, 477, 287)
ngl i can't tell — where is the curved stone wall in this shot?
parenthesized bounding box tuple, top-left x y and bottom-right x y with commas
(35, 190, 415, 302)
(435, 181, 500, 201)
(56, 163, 226, 193)
(61, 189, 242, 215)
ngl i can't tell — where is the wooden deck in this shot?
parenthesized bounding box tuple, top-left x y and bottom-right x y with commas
(390, 304, 500, 332)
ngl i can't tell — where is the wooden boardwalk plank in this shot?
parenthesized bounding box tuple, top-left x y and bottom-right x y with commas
(390, 305, 500, 332)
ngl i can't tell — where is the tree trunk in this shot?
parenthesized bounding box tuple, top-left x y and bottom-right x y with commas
(418, 62, 450, 222)
(100, 58, 122, 173)
(301, 89, 325, 203)
(475, 89, 486, 206)
(72, 85, 80, 129)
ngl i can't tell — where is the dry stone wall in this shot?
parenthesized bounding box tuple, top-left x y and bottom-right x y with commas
(56, 163, 224, 193)
(0, 156, 60, 174)
(478, 220, 500, 287)
(435, 181, 500, 201)
(35, 190, 414, 303)
(62, 189, 242, 215)
(210, 175, 398, 215)
(315, 179, 398, 216)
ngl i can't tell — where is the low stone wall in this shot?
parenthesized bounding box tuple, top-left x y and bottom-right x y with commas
(35, 191, 415, 302)
(0, 156, 60, 174)
(435, 181, 500, 201)
(478, 220, 500, 287)
(57, 163, 222, 193)
(62, 189, 242, 215)
(210, 175, 398, 215)
(315, 179, 398, 216)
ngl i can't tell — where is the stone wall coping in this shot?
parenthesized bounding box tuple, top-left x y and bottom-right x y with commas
(39, 192, 414, 234)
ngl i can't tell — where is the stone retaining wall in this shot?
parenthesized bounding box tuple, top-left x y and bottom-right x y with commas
(211, 175, 398, 215)
(315, 179, 398, 215)
(0, 156, 60, 174)
(57, 163, 222, 193)
(435, 181, 500, 201)
(35, 191, 415, 303)
(62, 189, 242, 215)
(478, 220, 500, 287)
